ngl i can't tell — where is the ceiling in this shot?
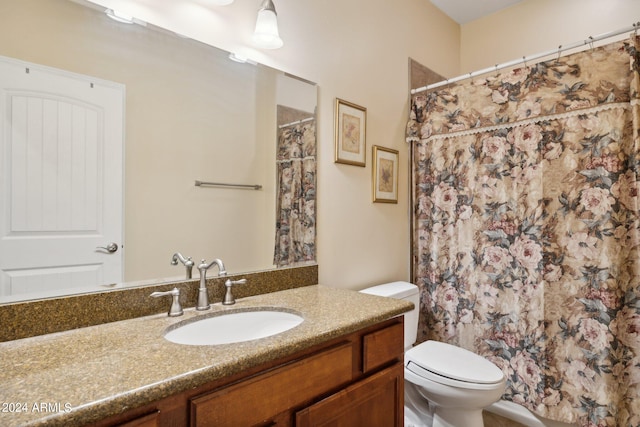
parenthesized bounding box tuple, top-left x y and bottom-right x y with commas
(430, 0, 525, 24)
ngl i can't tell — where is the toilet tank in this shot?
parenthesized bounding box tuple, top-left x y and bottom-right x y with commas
(360, 281, 419, 350)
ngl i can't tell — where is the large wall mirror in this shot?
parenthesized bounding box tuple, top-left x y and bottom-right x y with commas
(0, 0, 317, 303)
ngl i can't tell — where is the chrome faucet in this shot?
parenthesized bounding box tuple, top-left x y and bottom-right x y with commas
(196, 258, 227, 310)
(171, 252, 194, 279)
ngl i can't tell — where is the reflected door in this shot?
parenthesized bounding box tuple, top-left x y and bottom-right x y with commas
(0, 56, 124, 299)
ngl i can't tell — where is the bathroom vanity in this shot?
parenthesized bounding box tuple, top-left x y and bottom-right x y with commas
(0, 286, 412, 427)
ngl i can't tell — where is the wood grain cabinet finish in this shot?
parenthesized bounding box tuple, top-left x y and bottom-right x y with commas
(115, 411, 159, 427)
(94, 318, 404, 427)
(296, 363, 404, 427)
(362, 322, 404, 373)
(190, 343, 354, 427)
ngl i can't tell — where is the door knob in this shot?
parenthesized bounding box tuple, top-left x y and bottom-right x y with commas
(96, 242, 119, 253)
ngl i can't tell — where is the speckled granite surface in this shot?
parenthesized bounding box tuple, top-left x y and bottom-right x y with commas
(0, 264, 318, 342)
(0, 285, 412, 427)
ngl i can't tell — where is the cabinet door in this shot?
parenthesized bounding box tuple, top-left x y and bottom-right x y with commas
(191, 343, 354, 427)
(116, 411, 159, 427)
(295, 363, 404, 427)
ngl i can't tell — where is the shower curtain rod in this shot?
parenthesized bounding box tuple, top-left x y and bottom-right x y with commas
(411, 21, 640, 94)
(278, 116, 314, 129)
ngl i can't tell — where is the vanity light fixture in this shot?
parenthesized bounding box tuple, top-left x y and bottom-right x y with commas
(105, 9, 146, 26)
(228, 52, 248, 63)
(228, 52, 257, 65)
(252, 0, 283, 49)
(105, 9, 135, 24)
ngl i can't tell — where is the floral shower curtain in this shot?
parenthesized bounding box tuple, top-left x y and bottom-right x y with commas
(407, 37, 640, 426)
(273, 119, 316, 267)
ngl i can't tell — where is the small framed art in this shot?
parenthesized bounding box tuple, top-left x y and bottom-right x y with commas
(334, 98, 366, 166)
(372, 145, 399, 203)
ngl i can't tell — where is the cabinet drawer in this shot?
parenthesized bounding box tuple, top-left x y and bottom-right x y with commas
(190, 342, 354, 427)
(362, 321, 404, 373)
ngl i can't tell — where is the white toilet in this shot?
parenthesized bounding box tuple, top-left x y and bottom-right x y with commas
(361, 282, 506, 427)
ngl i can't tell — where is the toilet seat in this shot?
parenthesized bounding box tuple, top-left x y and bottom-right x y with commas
(405, 340, 505, 390)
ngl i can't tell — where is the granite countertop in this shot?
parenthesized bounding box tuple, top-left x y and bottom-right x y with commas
(0, 285, 412, 427)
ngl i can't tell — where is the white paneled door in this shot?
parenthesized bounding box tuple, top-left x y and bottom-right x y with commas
(0, 56, 124, 300)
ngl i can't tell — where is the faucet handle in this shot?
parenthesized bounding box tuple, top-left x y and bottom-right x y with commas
(150, 287, 184, 317)
(222, 279, 247, 305)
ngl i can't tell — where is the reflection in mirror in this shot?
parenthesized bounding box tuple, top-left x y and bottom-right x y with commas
(0, 0, 317, 303)
(274, 105, 317, 267)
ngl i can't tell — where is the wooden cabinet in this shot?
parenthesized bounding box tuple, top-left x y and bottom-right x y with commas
(191, 343, 354, 427)
(115, 411, 159, 427)
(94, 318, 404, 427)
(296, 364, 404, 427)
(362, 322, 404, 373)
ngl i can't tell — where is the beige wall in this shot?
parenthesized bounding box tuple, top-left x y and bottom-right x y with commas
(86, 0, 461, 290)
(461, 0, 639, 73)
(291, 1, 460, 289)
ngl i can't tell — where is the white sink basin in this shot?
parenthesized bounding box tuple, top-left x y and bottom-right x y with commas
(164, 309, 304, 345)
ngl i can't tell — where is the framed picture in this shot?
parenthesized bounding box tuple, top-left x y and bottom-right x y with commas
(372, 146, 399, 203)
(334, 98, 366, 166)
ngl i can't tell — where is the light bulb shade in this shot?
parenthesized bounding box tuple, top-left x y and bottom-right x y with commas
(252, 0, 283, 49)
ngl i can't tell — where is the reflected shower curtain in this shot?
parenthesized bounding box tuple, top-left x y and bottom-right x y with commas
(273, 120, 316, 267)
(407, 37, 640, 426)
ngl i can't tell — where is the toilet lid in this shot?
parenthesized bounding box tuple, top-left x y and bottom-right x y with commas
(405, 340, 504, 384)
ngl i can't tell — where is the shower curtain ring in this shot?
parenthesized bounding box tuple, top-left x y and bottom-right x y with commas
(588, 36, 594, 49)
(522, 56, 528, 68)
(556, 45, 562, 63)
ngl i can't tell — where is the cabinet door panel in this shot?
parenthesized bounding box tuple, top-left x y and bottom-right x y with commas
(191, 343, 354, 427)
(362, 321, 404, 373)
(295, 363, 404, 427)
(116, 411, 159, 427)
